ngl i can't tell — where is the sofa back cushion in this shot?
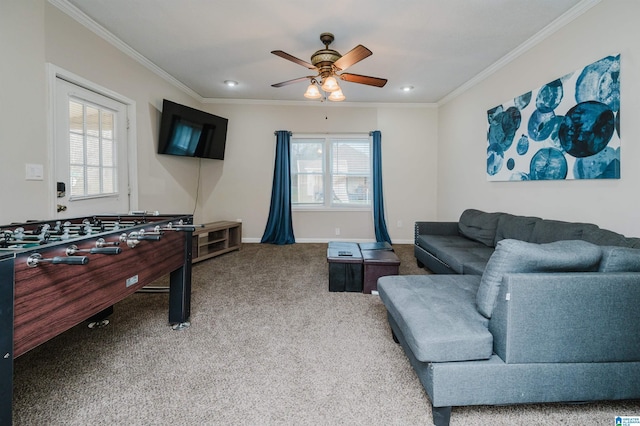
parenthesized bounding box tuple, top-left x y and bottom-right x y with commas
(599, 246, 640, 272)
(530, 219, 599, 244)
(458, 209, 503, 247)
(476, 239, 602, 318)
(581, 227, 631, 247)
(494, 213, 540, 244)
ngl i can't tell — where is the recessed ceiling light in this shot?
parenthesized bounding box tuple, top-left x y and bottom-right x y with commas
(401, 85, 414, 92)
(224, 80, 238, 87)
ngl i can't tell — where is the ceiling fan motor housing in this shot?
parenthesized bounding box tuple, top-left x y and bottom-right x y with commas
(312, 32, 341, 76)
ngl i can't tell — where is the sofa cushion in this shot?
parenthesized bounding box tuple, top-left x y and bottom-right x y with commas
(416, 235, 493, 274)
(494, 213, 540, 244)
(625, 237, 640, 249)
(438, 246, 494, 275)
(530, 219, 599, 244)
(581, 228, 631, 247)
(476, 239, 602, 318)
(462, 261, 487, 275)
(458, 209, 503, 247)
(378, 274, 492, 362)
(599, 246, 640, 272)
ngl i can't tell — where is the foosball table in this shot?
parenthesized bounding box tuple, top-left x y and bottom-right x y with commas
(0, 212, 195, 425)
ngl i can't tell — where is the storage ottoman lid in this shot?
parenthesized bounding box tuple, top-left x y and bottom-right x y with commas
(359, 241, 393, 251)
(327, 242, 362, 263)
(361, 249, 400, 265)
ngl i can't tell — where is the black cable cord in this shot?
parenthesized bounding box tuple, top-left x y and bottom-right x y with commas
(193, 158, 201, 216)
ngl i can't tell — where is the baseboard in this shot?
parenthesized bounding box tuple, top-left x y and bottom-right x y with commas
(242, 238, 414, 244)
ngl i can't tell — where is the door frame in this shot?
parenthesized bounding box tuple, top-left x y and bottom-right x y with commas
(46, 64, 138, 218)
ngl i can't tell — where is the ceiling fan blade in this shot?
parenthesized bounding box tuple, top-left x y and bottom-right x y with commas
(339, 73, 387, 88)
(271, 50, 316, 70)
(271, 76, 313, 88)
(333, 45, 372, 71)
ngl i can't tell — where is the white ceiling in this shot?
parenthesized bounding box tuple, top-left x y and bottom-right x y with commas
(60, 0, 593, 104)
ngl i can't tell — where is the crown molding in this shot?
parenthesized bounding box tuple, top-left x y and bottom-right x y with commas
(48, 0, 204, 102)
(437, 0, 601, 106)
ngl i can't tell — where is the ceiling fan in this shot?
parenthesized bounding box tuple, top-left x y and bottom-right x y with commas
(271, 32, 387, 101)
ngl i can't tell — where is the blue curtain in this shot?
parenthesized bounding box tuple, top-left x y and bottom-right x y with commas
(371, 130, 392, 244)
(261, 130, 295, 244)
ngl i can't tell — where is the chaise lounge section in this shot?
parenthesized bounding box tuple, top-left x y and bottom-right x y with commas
(378, 209, 640, 426)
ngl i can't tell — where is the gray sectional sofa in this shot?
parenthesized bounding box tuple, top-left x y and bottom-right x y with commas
(378, 209, 640, 426)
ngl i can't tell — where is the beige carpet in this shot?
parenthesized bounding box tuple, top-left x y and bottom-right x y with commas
(12, 243, 640, 425)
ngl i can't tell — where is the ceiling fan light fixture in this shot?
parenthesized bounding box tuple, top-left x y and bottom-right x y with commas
(328, 88, 345, 102)
(304, 83, 322, 99)
(321, 76, 340, 92)
(271, 33, 386, 101)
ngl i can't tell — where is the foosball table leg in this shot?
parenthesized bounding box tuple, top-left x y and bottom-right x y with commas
(86, 306, 114, 329)
(168, 230, 192, 329)
(1, 256, 15, 426)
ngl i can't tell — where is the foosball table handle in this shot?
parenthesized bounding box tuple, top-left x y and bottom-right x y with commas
(27, 253, 90, 267)
(65, 245, 122, 256)
(89, 247, 122, 255)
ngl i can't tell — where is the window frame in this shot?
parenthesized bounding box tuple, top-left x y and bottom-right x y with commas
(291, 133, 372, 211)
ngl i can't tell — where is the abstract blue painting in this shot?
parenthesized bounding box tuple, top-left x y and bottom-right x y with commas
(487, 54, 620, 181)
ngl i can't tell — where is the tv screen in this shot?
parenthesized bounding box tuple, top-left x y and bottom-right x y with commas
(158, 99, 228, 160)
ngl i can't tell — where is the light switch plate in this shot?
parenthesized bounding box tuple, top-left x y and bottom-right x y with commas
(25, 163, 44, 180)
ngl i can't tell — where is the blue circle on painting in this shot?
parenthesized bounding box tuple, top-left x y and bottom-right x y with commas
(530, 148, 567, 180)
(528, 110, 558, 141)
(487, 143, 504, 175)
(558, 101, 614, 158)
(576, 54, 620, 112)
(507, 158, 515, 170)
(487, 105, 503, 124)
(514, 92, 532, 110)
(573, 147, 620, 179)
(516, 134, 529, 155)
(536, 79, 563, 113)
(488, 106, 521, 151)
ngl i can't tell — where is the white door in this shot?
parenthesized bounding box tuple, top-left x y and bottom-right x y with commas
(54, 78, 130, 218)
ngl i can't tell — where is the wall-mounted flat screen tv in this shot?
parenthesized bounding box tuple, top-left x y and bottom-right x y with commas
(157, 99, 228, 160)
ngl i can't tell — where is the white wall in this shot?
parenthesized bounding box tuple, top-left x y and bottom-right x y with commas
(199, 103, 436, 242)
(437, 0, 640, 237)
(0, 1, 48, 221)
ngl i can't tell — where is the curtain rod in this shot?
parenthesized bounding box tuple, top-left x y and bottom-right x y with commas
(286, 131, 375, 135)
(274, 131, 380, 136)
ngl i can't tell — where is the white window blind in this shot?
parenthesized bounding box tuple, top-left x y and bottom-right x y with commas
(291, 139, 325, 205)
(69, 98, 117, 199)
(331, 139, 370, 205)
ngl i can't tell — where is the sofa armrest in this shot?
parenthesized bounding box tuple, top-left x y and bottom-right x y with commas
(415, 221, 459, 242)
(489, 272, 640, 364)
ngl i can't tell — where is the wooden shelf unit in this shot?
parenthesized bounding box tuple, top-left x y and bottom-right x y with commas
(192, 221, 242, 263)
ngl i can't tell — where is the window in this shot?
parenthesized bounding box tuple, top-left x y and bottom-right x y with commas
(291, 134, 371, 209)
(68, 98, 118, 198)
